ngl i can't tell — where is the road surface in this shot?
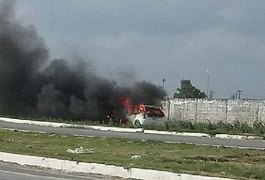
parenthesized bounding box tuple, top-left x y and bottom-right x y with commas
(0, 162, 120, 180)
(0, 121, 265, 149)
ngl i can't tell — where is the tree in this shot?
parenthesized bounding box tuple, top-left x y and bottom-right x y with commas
(173, 80, 206, 98)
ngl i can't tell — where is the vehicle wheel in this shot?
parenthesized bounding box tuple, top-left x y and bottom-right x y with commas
(134, 120, 141, 127)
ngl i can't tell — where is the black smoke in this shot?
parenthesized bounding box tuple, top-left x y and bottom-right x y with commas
(0, 1, 166, 121)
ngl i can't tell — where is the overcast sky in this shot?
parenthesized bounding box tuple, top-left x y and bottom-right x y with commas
(13, 0, 265, 98)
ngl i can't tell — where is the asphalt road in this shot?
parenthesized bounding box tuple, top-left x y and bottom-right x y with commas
(0, 162, 120, 180)
(0, 121, 265, 149)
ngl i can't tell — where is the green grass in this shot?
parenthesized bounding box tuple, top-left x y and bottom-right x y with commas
(1, 129, 265, 179)
(145, 120, 265, 138)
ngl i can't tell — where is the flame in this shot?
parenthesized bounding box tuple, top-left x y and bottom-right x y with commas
(119, 96, 147, 114)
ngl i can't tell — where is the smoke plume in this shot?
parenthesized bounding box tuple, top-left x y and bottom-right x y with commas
(0, 1, 166, 121)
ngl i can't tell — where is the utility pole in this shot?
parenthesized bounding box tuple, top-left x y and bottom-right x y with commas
(167, 98, 170, 121)
(162, 78, 166, 88)
(237, 90, 243, 99)
(209, 90, 214, 100)
(206, 70, 209, 99)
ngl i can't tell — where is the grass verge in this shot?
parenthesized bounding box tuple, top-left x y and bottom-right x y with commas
(4, 115, 265, 137)
(1, 129, 265, 179)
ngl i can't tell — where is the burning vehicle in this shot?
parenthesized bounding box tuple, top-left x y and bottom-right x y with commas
(120, 97, 167, 127)
(127, 104, 167, 127)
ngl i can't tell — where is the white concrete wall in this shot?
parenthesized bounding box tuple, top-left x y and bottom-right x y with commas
(163, 99, 265, 124)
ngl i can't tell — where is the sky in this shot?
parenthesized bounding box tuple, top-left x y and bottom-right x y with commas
(12, 0, 265, 99)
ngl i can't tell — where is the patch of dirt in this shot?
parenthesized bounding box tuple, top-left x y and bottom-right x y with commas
(186, 153, 265, 163)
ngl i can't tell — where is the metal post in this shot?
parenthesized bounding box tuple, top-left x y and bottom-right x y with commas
(206, 70, 209, 99)
(167, 98, 170, 121)
(225, 99, 228, 122)
(237, 90, 242, 99)
(162, 78, 166, 88)
(195, 99, 198, 121)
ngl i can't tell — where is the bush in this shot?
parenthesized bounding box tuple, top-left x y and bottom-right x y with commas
(166, 119, 264, 136)
(253, 121, 265, 134)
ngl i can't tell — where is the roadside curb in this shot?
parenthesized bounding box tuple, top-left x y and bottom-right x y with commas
(0, 152, 231, 180)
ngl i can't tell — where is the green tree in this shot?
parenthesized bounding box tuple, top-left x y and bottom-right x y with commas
(174, 80, 206, 98)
